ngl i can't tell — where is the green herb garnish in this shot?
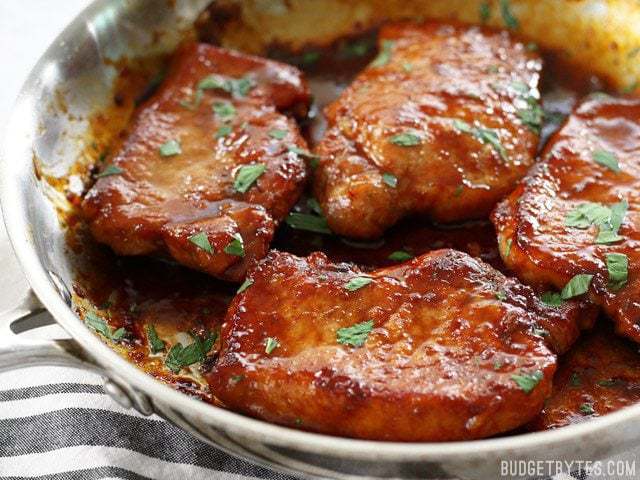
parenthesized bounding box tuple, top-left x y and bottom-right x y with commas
(382, 173, 398, 188)
(389, 132, 422, 147)
(85, 311, 127, 343)
(454, 120, 508, 160)
(268, 129, 287, 140)
(198, 75, 254, 97)
(541, 291, 564, 307)
(188, 232, 213, 254)
(285, 213, 332, 234)
(569, 372, 581, 387)
(561, 274, 593, 300)
(388, 250, 413, 262)
(500, 0, 519, 29)
(337, 319, 374, 347)
(517, 97, 544, 135)
(96, 165, 123, 179)
(288, 145, 320, 162)
(165, 331, 217, 373)
(213, 101, 236, 120)
(503, 238, 513, 258)
(371, 40, 394, 68)
(511, 370, 543, 394)
(344, 276, 373, 292)
(302, 51, 320, 65)
(495, 291, 508, 301)
(264, 337, 279, 355)
(215, 125, 233, 139)
(237, 278, 253, 294)
(224, 233, 245, 257)
(159, 139, 181, 157)
(145, 324, 165, 354)
(593, 150, 621, 173)
(479, 1, 491, 23)
(606, 253, 628, 291)
(234, 164, 266, 193)
(579, 403, 595, 415)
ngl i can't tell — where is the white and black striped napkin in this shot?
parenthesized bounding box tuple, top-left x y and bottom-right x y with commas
(1, 362, 633, 480)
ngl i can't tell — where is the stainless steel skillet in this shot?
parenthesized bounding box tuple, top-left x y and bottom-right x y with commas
(2, 1, 640, 479)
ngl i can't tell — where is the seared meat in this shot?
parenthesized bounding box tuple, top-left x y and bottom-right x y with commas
(313, 22, 542, 239)
(208, 250, 594, 441)
(527, 320, 640, 431)
(82, 43, 311, 282)
(493, 96, 640, 343)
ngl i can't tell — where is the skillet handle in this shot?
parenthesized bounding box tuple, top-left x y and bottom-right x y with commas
(0, 287, 154, 415)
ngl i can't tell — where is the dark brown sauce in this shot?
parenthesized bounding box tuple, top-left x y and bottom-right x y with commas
(69, 29, 612, 407)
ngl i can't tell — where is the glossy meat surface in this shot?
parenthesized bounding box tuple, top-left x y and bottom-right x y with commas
(528, 320, 640, 431)
(493, 97, 640, 343)
(82, 43, 311, 282)
(208, 250, 592, 441)
(314, 22, 542, 238)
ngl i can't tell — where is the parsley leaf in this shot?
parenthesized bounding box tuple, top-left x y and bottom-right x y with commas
(382, 173, 398, 188)
(96, 164, 123, 178)
(593, 150, 621, 173)
(337, 319, 374, 347)
(570, 372, 581, 387)
(264, 337, 279, 355)
(344, 276, 373, 292)
(213, 101, 236, 120)
(165, 331, 217, 373)
(234, 164, 266, 193)
(517, 97, 544, 135)
(198, 75, 254, 97)
(495, 291, 508, 301)
(237, 278, 253, 294)
(268, 129, 287, 140)
(390, 132, 422, 147)
(224, 233, 245, 257)
(579, 403, 595, 415)
(188, 232, 213, 254)
(606, 253, 628, 291)
(288, 146, 320, 163)
(454, 120, 508, 161)
(285, 213, 332, 234)
(479, 1, 491, 23)
(388, 250, 413, 262)
(500, 0, 519, 29)
(159, 139, 181, 157)
(561, 274, 593, 300)
(306, 198, 323, 216)
(371, 40, 394, 68)
(541, 291, 564, 307)
(215, 125, 232, 139)
(511, 370, 543, 394)
(503, 238, 513, 258)
(85, 312, 127, 343)
(565, 203, 611, 229)
(145, 324, 165, 354)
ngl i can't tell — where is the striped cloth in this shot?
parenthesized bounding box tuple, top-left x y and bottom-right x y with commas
(2, 366, 635, 480)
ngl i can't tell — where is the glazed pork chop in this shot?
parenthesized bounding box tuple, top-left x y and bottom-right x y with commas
(208, 250, 595, 441)
(313, 22, 542, 239)
(82, 43, 311, 282)
(493, 96, 640, 343)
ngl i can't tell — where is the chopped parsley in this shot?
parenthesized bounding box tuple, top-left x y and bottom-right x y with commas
(302, 51, 320, 65)
(85, 311, 127, 343)
(495, 291, 508, 301)
(517, 97, 544, 135)
(179, 89, 204, 110)
(264, 337, 279, 355)
(541, 291, 564, 307)
(561, 274, 593, 300)
(479, 1, 491, 23)
(159, 139, 181, 157)
(213, 101, 236, 120)
(532, 328, 549, 338)
(342, 38, 374, 58)
(344, 276, 373, 292)
(285, 213, 332, 234)
(569, 372, 581, 387)
(145, 324, 165, 354)
(388, 250, 413, 262)
(382, 173, 398, 188)
(389, 132, 422, 147)
(188, 232, 213, 254)
(511, 370, 543, 394)
(593, 150, 621, 173)
(268, 129, 287, 140)
(288, 145, 320, 163)
(500, 0, 519, 30)
(503, 238, 513, 258)
(198, 75, 254, 97)
(306, 198, 323, 216)
(606, 253, 628, 291)
(96, 164, 123, 178)
(237, 278, 253, 294)
(565, 200, 627, 244)
(215, 125, 233, 139)
(336, 319, 374, 347)
(234, 164, 266, 193)
(165, 331, 217, 373)
(579, 403, 595, 415)
(224, 233, 245, 257)
(371, 40, 394, 68)
(598, 379, 619, 387)
(402, 62, 414, 73)
(453, 120, 508, 161)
